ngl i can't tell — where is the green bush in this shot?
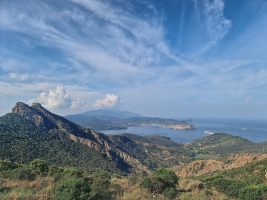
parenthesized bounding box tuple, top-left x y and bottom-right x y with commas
(30, 159, 48, 175)
(205, 176, 246, 198)
(140, 168, 179, 199)
(155, 168, 179, 187)
(63, 167, 83, 178)
(141, 177, 164, 193)
(53, 177, 91, 200)
(239, 184, 267, 200)
(163, 187, 178, 199)
(89, 171, 114, 200)
(12, 167, 36, 181)
(0, 160, 17, 171)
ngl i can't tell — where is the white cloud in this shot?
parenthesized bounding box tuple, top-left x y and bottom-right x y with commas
(8, 73, 29, 81)
(199, 0, 232, 53)
(35, 86, 79, 109)
(94, 93, 119, 109)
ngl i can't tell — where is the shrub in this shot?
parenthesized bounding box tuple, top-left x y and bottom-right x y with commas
(162, 187, 178, 199)
(89, 170, 113, 200)
(155, 168, 179, 187)
(53, 177, 91, 200)
(0, 160, 17, 171)
(12, 167, 36, 181)
(239, 184, 267, 200)
(140, 168, 179, 199)
(63, 167, 83, 178)
(49, 165, 65, 181)
(141, 177, 164, 193)
(205, 176, 246, 198)
(30, 159, 48, 175)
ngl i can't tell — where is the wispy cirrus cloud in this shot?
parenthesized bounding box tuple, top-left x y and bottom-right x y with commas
(203, 0, 232, 47)
(0, 0, 267, 118)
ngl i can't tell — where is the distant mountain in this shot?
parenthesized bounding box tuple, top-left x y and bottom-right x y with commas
(65, 109, 141, 130)
(81, 109, 142, 119)
(66, 109, 193, 131)
(65, 114, 128, 130)
(0, 102, 193, 173)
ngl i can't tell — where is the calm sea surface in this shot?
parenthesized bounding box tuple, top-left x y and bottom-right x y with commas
(102, 118, 267, 143)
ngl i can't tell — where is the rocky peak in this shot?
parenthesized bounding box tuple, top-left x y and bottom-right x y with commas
(12, 102, 31, 114)
(32, 102, 42, 108)
(12, 102, 55, 129)
(11, 102, 94, 139)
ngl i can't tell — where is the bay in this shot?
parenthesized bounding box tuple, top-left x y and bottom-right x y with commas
(102, 118, 267, 143)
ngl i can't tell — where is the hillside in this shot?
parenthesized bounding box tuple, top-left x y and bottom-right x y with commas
(175, 153, 267, 178)
(187, 133, 256, 159)
(199, 158, 267, 199)
(0, 113, 120, 173)
(0, 102, 194, 174)
(110, 134, 193, 169)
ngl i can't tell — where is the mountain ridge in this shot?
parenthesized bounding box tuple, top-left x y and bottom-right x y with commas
(11, 102, 146, 173)
(7, 102, 195, 173)
(2, 102, 267, 175)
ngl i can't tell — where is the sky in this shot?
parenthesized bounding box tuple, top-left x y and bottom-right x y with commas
(1, 0, 267, 119)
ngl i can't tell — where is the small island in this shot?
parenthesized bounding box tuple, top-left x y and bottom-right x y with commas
(164, 124, 194, 130)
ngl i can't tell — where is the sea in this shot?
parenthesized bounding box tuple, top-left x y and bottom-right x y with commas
(102, 118, 267, 143)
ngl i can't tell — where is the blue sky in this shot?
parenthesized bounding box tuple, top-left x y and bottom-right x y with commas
(1, 0, 267, 119)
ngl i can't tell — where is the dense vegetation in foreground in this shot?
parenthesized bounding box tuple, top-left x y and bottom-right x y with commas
(0, 159, 183, 200)
(3, 157, 267, 199)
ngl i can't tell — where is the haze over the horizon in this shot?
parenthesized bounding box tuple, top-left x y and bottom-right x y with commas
(1, 0, 267, 119)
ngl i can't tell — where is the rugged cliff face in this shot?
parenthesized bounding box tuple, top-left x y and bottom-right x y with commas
(11, 102, 146, 173)
(12, 102, 55, 129)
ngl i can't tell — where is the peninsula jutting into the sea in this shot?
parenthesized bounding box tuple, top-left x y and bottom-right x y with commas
(66, 109, 194, 131)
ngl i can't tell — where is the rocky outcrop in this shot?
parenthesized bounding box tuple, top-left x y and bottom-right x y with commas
(12, 102, 55, 129)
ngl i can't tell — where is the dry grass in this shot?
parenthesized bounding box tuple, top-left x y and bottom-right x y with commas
(112, 177, 167, 200)
(175, 153, 267, 178)
(0, 177, 54, 200)
(179, 189, 232, 200)
(178, 178, 232, 200)
(121, 187, 166, 200)
(179, 178, 204, 192)
(1, 177, 53, 189)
